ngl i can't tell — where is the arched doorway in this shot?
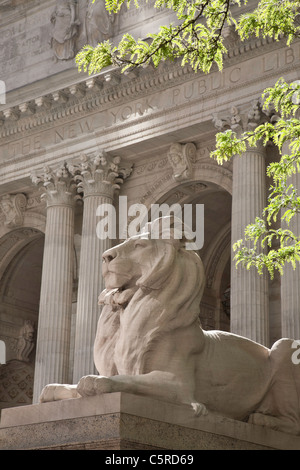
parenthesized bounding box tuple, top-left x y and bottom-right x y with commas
(0, 228, 44, 411)
(154, 180, 232, 331)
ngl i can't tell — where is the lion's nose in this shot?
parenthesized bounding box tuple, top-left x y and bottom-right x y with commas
(102, 249, 117, 264)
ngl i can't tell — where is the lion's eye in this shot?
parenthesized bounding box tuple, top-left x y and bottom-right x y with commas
(134, 241, 147, 249)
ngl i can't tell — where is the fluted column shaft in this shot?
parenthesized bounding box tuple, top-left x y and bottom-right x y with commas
(72, 193, 113, 381)
(231, 145, 269, 345)
(69, 153, 131, 382)
(32, 165, 76, 402)
(281, 148, 300, 338)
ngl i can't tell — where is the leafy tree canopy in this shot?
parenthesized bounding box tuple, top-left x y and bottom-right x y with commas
(76, 0, 300, 279)
(76, 0, 300, 74)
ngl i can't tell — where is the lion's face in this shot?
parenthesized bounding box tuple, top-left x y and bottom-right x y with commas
(100, 217, 205, 321)
(102, 236, 175, 292)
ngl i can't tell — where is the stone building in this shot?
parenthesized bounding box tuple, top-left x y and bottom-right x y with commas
(0, 0, 299, 413)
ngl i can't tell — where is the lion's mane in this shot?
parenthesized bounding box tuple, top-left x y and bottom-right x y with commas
(95, 221, 205, 377)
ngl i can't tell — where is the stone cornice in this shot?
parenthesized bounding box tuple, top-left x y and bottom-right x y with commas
(0, 33, 294, 140)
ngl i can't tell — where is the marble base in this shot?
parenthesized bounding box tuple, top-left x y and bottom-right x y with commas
(1, 393, 300, 450)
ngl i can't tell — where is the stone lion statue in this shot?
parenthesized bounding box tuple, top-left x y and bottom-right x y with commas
(40, 217, 300, 435)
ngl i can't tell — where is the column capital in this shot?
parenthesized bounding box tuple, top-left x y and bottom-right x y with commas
(68, 151, 132, 199)
(31, 163, 78, 208)
(213, 100, 268, 135)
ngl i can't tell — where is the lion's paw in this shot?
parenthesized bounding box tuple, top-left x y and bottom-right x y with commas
(77, 375, 113, 397)
(39, 384, 79, 403)
(191, 402, 208, 416)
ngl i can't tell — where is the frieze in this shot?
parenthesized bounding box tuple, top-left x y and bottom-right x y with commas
(105, 144, 223, 181)
(0, 39, 300, 171)
(133, 157, 169, 177)
(1, 37, 300, 142)
(26, 193, 46, 210)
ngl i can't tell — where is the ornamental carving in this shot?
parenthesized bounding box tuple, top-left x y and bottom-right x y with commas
(84, 0, 114, 47)
(15, 321, 35, 363)
(0, 193, 27, 228)
(31, 163, 78, 207)
(38, 222, 300, 436)
(8, 321, 35, 363)
(68, 151, 132, 198)
(167, 143, 196, 182)
(0, 360, 34, 405)
(50, 0, 80, 61)
(212, 100, 267, 134)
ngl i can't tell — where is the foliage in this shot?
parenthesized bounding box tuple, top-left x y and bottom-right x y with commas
(76, 0, 300, 278)
(76, 0, 242, 74)
(76, 1, 300, 75)
(212, 78, 300, 278)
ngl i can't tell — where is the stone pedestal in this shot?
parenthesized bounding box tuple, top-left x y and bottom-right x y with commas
(1, 393, 300, 450)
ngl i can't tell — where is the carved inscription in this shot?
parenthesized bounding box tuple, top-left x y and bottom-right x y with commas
(2, 44, 300, 162)
(262, 47, 297, 72)
(54, 118, 94, 143)
(109, 96, 159, 124)
(5, 119, 94, 158)
(8, 136, 41, 158)
(170, 44, 300, 106)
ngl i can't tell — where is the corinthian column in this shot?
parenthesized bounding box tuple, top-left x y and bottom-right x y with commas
(280, 143, 300, 338)
(68, 152, 131, 382)
(231, 142, 269, 345)
(214, 102, 269, 345)
(31, 164, 77, 402)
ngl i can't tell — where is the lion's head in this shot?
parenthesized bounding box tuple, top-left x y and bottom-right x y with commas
(96, 216, 206, 375)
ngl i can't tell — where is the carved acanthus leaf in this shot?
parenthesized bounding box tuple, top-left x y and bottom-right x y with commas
(31, 163, 79, 207)
(68, 151, 132, 197)
(213, 100, 268, 134)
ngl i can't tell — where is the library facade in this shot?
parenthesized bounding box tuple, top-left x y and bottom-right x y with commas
(0, 0, 299, 413)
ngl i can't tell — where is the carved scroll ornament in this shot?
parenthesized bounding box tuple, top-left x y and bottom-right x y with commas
(0, 193, 27, 228)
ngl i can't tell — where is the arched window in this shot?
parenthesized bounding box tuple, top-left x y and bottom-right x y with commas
(0, 340, 6, 364)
